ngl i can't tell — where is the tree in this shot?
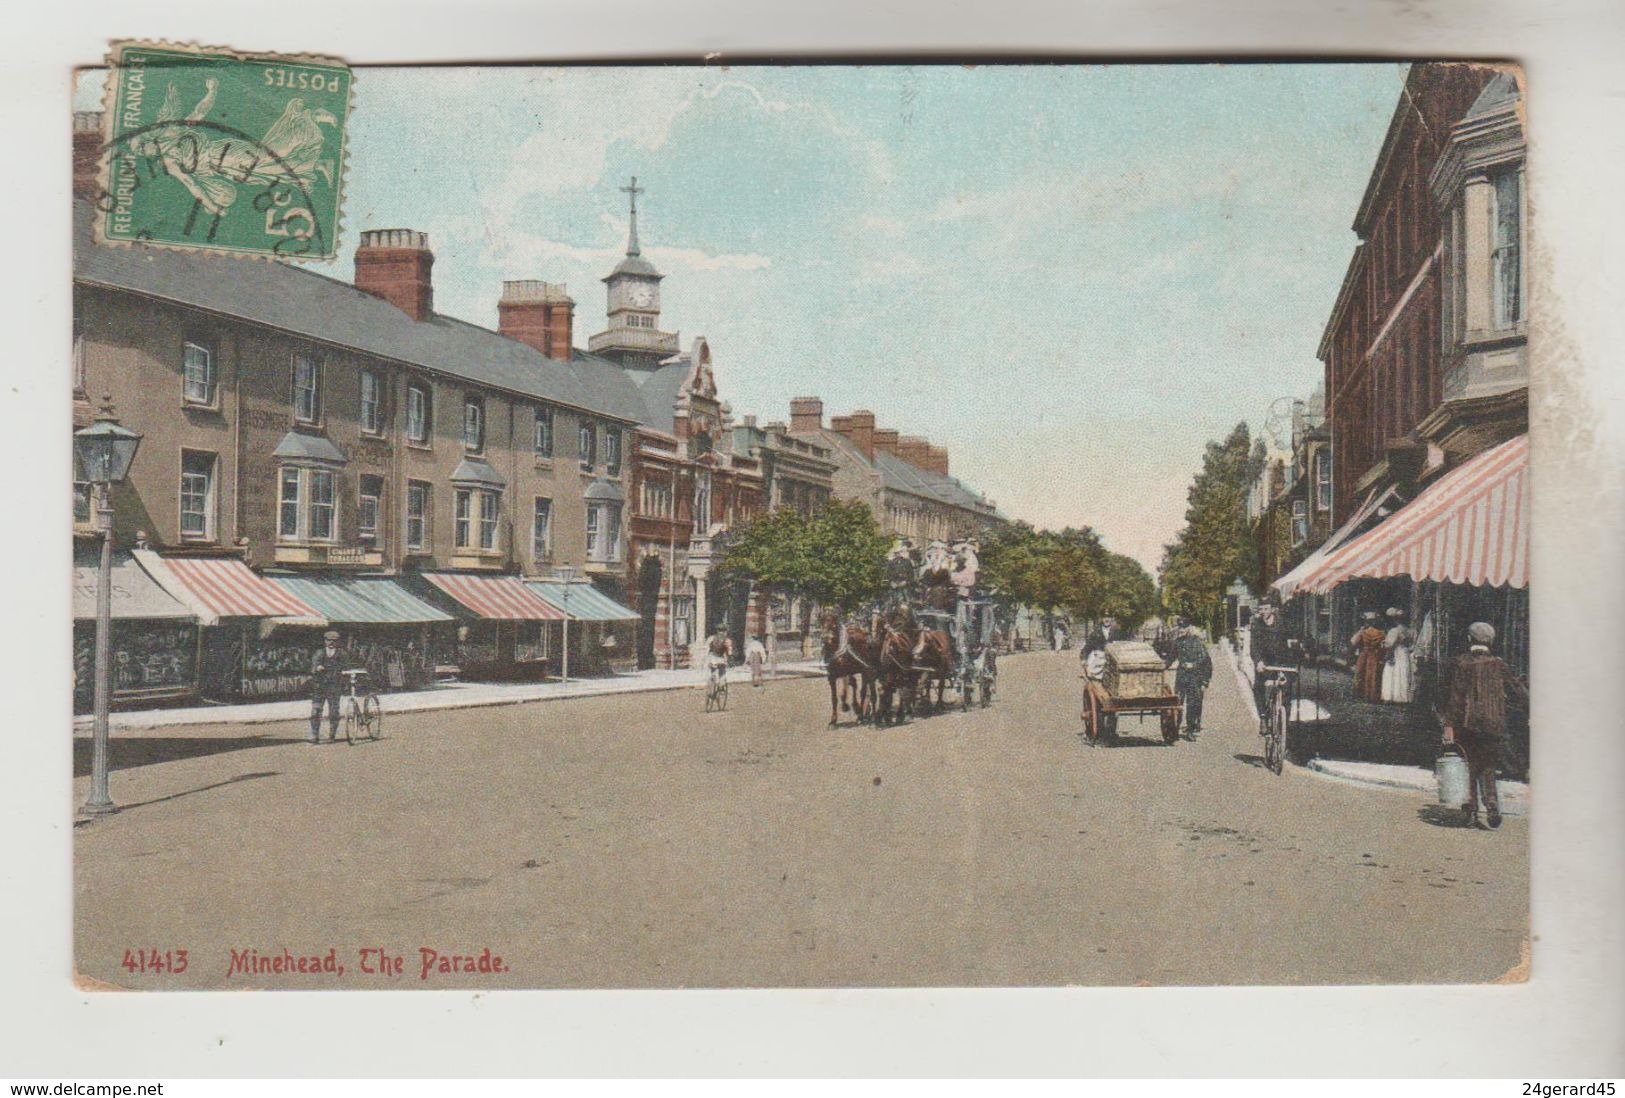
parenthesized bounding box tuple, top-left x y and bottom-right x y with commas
(1158, 423, 1263, 635)
(802, 500, 891, 612)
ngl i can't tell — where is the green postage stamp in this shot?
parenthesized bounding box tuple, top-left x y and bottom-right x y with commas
(96, 42, 351, 260)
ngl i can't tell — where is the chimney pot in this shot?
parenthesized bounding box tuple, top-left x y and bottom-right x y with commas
(845, 410, 877, 460)
(354, 229, 435, 321)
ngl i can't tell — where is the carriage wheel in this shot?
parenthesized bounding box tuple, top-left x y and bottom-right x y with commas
(1161, 709, 1179, 745)
(1082, 690, 1101, 745)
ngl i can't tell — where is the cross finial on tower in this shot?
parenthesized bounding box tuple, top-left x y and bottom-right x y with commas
(620, 176, 644, 256)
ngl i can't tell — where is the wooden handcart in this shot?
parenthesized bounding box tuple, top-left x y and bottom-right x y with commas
(1080, 640, 1183, 747)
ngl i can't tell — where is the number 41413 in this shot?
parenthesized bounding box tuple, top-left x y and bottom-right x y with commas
(121, 948, 189, 975)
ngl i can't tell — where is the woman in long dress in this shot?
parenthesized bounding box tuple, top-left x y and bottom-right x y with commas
(1381, 607, 1416, 704)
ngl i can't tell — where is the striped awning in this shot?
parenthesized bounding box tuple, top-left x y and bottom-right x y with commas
(1298, 434, 1529, 594)
(267, 575, 454, 624)
(1270, 485, 1399, 602)
(73, 549, 194, 621)
(136, 551, 322, 626)
(422, 572, 567, 621)
(526, 581, 640, 622)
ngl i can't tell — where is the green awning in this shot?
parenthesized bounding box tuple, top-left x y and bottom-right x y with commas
(266, 575, 454, 624)
(525, 581, 640, 622)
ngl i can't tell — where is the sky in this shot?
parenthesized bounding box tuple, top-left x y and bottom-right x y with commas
(76, 63, 1403, 575)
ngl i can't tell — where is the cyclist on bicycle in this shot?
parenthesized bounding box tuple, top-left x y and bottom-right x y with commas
(704, 629, 733, 689)
(1249, 601, 1297, 719)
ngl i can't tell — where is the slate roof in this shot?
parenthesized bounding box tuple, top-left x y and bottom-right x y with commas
(72, 201, 649, 425)
(1466, 71, 1520, 119)
(873, 449, 994, 513)
(624, 356, 692, 434)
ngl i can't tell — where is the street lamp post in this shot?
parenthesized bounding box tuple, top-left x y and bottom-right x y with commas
(73, 395, 142, 817)
(553, 565, 576, 684)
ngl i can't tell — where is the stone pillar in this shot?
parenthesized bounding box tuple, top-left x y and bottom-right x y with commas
(1461, 173, 1494, 335)
(690, 574, 709, 665)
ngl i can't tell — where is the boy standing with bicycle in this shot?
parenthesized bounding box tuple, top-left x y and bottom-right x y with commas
(309, 630, 345, 744)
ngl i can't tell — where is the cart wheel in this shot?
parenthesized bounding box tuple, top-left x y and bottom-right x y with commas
(1082, 690, 1099, 744)
(1161, 709, 1179, 745)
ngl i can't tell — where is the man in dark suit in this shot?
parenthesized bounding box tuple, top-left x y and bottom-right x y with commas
(309, 630, 345, 744)
(1171, 619, 1213, 739)
(1442, 622, 1529, 829)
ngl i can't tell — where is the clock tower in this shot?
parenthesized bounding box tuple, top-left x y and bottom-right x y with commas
(588, 176, 680, 370)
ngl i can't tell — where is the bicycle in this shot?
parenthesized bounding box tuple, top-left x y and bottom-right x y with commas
(704, 661, 729, 713)
(341, 668, 383, 744)
(1258, 664, 1297, 775)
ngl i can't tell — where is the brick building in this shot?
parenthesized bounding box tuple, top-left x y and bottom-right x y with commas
(1274, 65, 1529, 695)
(582, 184, 765, 668)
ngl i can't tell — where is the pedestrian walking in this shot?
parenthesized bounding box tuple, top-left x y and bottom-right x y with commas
(1171, 618, 1212, 740)
(746, 633, 767, 688)
(1351, 610, 1386, 703)
(1381, 607, 1416, 704)
(309, 630, 345, 744)
(1440, 622, 1529, 829)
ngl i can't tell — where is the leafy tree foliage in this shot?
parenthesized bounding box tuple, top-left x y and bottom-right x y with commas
(1158, 423, 1264, 635)
(981, 522, 1158, 630)
(718, 500, 890, 613)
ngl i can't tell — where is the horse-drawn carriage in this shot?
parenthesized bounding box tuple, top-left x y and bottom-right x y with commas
(820, 536, 1001, 726)
(1079, 640, 1183, 746)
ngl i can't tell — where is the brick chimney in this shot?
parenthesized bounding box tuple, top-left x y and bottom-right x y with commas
(873, 427, 900, 458)
(354, 229, 434, 321)
(789, 396, 824, 433)
(897, 435, 932, 470)
(829, 414, 853, 438)
(73, 112, 103, 201)
(846, 410, 876, 460)
(498, 280, 575, 360)
(926, 445, 950, 476)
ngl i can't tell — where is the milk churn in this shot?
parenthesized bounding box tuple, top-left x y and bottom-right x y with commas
(1435, 745, 1470, 808)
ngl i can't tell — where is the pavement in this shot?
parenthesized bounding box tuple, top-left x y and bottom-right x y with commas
(73, 648, 1528, 990)
(73, 659, 828, 734)
(1221, 638, 1530, 814)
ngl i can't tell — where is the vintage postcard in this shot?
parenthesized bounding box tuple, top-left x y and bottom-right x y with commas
(70, 56, 1530, 990)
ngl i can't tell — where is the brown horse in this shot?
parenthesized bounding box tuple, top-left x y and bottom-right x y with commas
(875, 619, 919, 725)
(913, 628, 957, 711)
(820, 612, 877, 727)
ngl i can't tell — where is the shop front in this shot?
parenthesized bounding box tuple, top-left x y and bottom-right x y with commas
(415, 572, 567, 679)
(72, 547, 199, 712)
(526, 579, 640, 676)
(135, 552, 324, 701)
(265, 575, 456, 692)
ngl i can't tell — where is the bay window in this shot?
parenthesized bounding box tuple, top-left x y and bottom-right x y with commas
(586, 502, 622, 563)
(455, 487, 501, 551)
(1491, 168, 1522, 329)
(278, 465, 338, 542)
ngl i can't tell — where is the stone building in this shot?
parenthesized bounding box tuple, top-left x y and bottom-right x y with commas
(71, 118, 650, 706)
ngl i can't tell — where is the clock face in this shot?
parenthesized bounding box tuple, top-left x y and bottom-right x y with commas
(626, 283, 655, 309)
